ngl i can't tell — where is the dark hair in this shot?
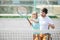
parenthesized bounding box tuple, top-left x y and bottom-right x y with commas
(42, 8, 48, 14)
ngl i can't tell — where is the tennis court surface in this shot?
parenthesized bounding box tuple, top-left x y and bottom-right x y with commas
(0, 18, 60, 40)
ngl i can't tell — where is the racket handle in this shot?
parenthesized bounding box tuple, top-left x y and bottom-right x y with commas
(27, 18, 32, 25)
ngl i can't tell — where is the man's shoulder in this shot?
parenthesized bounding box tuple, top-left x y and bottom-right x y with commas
(46, 16, 52, 21)
(46, 16, 51, 19)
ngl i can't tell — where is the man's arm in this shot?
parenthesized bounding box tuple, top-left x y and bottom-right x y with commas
(48, 17, 55, 29)
(48, 23, 55, 29)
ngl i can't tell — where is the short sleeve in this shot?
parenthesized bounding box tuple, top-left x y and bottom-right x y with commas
(48, 17, 54, 24)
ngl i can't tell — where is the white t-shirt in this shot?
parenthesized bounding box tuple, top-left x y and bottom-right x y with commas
(38, 16, 53, 30)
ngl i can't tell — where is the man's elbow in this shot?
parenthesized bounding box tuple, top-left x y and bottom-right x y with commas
(51, 25, 55, 29)
(49, 24, 55, 29)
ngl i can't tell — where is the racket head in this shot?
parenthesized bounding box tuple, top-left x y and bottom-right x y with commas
(17, 6, 28, 18)
(17, 6, 31, 26)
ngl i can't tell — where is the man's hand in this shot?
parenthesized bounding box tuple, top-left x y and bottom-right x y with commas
(48, 24, 55, 29)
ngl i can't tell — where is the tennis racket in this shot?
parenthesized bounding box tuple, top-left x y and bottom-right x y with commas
(17, 6, 31, 25)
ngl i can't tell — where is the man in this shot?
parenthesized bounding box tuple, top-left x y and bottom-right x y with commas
(38, 8, 55, 40)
